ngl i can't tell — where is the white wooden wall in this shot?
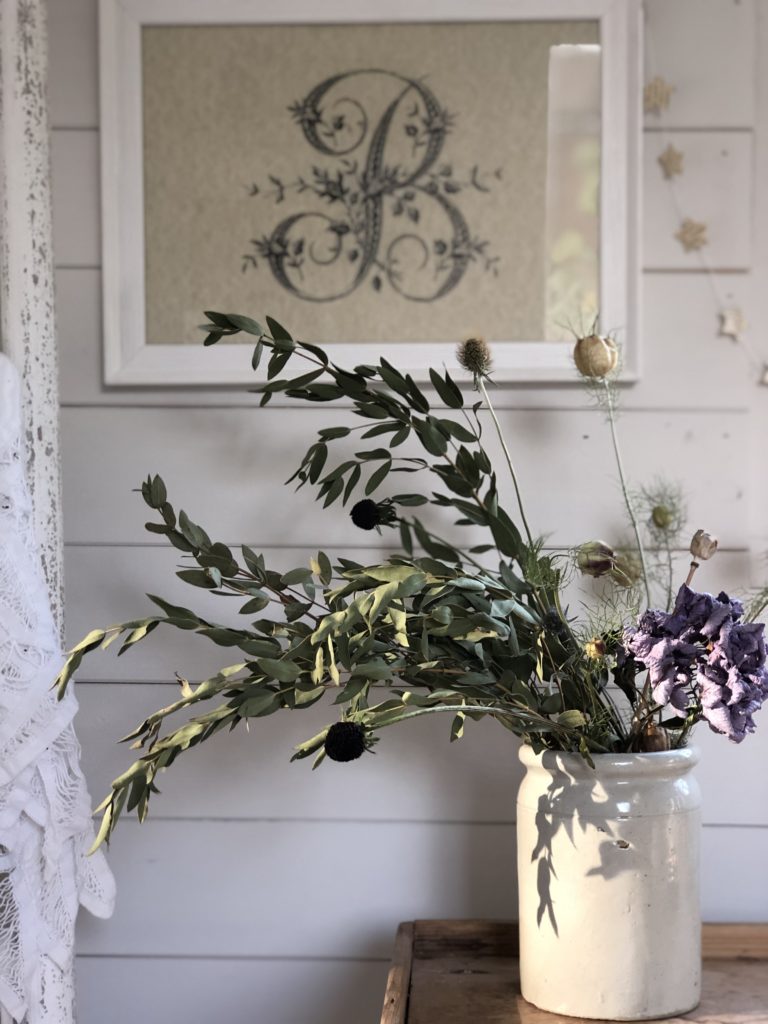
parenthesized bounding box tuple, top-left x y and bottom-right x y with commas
(48, 1, 768, 1021)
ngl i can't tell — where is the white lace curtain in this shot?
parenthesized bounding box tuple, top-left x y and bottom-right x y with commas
(0, 3, 115, 1023)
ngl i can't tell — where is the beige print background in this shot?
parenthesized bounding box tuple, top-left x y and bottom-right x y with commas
(142, 20, 599, 347)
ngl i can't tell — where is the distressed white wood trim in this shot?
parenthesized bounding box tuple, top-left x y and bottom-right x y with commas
(99, 0, 642, 386)
(0, 0, 63, 633)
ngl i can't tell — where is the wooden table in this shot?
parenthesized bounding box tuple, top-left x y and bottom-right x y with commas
(380, 920, 768, 1023)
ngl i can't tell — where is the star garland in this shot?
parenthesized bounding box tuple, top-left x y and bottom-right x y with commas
(644, 26, 761, 384)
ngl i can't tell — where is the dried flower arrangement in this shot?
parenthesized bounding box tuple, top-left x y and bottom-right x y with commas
(56, 315, 768, 847)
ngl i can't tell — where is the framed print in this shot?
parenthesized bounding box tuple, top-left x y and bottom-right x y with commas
(99, 0, 641, 386)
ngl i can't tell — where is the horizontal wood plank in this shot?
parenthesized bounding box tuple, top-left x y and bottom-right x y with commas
(75, 820, 768, 959)
(76, 954, 388, 1024)
(60, 406, 751, 549)
(702, 923, 768, 959)
(72, 674, 768, 830)
(76, 819, 519, 958)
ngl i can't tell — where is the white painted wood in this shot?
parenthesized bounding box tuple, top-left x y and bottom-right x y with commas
(63, 544, 755, 684)
(643, 0, 756, 130)
(749, 0, 768, 560)
(0, 0, 65, 630)
(59, 405, 751, 548)
(45, 2, 768, 1018)
(643, 131, 753, 270)
(56, 266, 754, 411)
(47, 0, 98, 129)
(51, 129, 100, 266)
(73, 679, 768, 827)
(76, 955, 388, 1024)
(97, 0, 642, 384)
(75, 818, 518, 957)
(73, 818, 768, 959)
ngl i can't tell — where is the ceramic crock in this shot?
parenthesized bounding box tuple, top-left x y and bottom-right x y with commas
(516, 745, 701, 1020)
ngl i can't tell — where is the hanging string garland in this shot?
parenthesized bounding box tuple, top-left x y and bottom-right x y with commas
(643, 41, 765, 385)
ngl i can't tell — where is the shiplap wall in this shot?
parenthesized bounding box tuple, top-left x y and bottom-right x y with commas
(47, 1, 768, 1022)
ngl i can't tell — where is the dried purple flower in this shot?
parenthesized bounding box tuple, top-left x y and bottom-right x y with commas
(624, 584, 768, 741)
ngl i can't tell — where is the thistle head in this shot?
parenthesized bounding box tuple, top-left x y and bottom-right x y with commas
(457, 336, 492, 386)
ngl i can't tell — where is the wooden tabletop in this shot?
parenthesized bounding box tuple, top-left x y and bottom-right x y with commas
(380, 921, 768, 1024)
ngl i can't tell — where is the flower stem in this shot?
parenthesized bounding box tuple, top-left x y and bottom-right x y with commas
(478, 378, 535, 550)
(602, 380, 652, 607)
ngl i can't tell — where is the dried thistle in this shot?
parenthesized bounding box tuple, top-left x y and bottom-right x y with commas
(457, 336, 492, 386)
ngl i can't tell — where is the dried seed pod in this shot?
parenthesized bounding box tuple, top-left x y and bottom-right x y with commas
(576, 540, 615, 578)
(689, 529, 718, 561)
(573, 334, 619, 378)
(457, 337, 492, 380)
(651, 504, 674, 530)
(639, 722, 672, 752)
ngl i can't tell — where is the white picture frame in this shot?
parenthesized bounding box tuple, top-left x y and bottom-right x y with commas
(100, 0, 642, 387)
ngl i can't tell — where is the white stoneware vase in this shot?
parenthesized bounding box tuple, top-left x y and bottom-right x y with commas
(516, 745, 701, 1020)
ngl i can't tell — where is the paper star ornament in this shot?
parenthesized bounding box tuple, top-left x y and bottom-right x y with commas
(658, 144, 684, 179)
(675, 218, 708, 252)
(718, 308, 747, 342)
(644, 76, 674, 115)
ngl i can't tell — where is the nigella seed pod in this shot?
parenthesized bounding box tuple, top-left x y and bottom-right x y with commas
(651, 505, 674, 530)
(324, 721, 368, 762)
(573, 334, 618, 379)
(690, 529, 718, 561)
(610, 551, 643, 588)
(576, 540, 615, 578)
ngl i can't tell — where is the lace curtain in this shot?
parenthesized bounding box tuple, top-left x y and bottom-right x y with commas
(0, 3, 116, 1021)
(0, 357, 115, 1023)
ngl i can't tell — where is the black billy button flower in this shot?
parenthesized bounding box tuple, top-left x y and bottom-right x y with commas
(350, 498, 397, 531)
(324, 722, 368, 762)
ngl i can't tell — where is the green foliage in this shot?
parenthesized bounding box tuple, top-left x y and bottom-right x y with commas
(56, 313, 655, 848)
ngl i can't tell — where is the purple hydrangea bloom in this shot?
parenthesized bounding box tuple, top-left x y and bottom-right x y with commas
(624, 585, 768, 742)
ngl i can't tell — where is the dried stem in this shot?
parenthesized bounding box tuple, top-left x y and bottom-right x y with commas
(477, 377, 535, 550)
(601, 380, 651, 607)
